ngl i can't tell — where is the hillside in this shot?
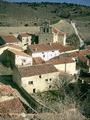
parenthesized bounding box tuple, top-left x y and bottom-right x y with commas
(0, 2, 90, 41)
(0, 2, 90, 26)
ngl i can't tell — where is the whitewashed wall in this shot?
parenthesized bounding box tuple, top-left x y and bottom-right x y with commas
(21, 72, 59, 93)
(15, 55, 32, 66)
(32, 50, 60, 61)
(54, 62, 77, 75)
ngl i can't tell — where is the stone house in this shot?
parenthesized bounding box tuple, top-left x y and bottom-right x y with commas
(29, 43, 77, 61)
(47, 56, 77, 75)
(18, 33, 32, 50)
(52, 20, 75, 45)
(13, 64, 59, 93)
(1, 49, 32, 67)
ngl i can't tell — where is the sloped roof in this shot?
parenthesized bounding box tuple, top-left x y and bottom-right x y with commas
(0, 98, 26, 113)
(0, 84, 15, 96)
(33, 57, 45, 65)
(19, 33, 31, 37)
(29, 43, 76, 53)
(18, 64, 58, 77)
(61, 49, 90, 58)
(8, 49, 30, 57)
(46, 56, 75, 65)
(0, 35, 18, 43)
(52, 20, 75, 35)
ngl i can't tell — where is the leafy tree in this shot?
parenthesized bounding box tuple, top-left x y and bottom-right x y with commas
(66, 33, 80, 48)
(58, 9, 70, 18)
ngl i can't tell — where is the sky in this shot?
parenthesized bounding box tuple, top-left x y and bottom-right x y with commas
(4, 0, 90, 6)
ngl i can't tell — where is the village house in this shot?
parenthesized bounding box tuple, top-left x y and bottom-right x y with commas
(0, 44, 32, 67)
(0, 43, 23, 55)
(0, 48, 32, 67)
(13, 64, 60, 93)
(46, 56, 77, 75)
(48, 49, 90, 75)
(8, 49, 32, 66)
(18, 33, 32, 50)
(52, 20, 75, 45)
(28, 43, 78, 61)
(0, 35, 18, 45)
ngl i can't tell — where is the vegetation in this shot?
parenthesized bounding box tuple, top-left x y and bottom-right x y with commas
(66, 33, 80, 47)
(0, 2, 90, 26)
(33, 74, 90, 119)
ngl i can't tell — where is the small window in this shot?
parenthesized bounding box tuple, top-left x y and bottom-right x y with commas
(42, 52, 44, 54)
(43, 28, 45, 33)
(22, 59, 26, 62)
(33, 88, 36, 93)
(49, 85, 52, 89)
(45, 79, 48, 82)
(28, 81, 33, 84)
(24, 43, 28, 46)
(50, 79, 52, 81)
(39, 75, 41, 78)
(43, 55, 45, 57)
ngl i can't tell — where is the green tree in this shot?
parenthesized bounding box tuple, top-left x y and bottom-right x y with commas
(66, 33, 80, 48)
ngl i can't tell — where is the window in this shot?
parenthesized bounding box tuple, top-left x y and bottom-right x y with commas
(47, 28, 49, 33)
(49, 85, 52, 89)
(43, 28, 45, 33)
(45, 79, 48, 82)
(22, 59, 26, 62)
(39, 75, 41, 78)
(50, 79, 52, 81)
(33, 88, 36, 93)
(28, 81, 33, 85)
(43, 55, 45, 57)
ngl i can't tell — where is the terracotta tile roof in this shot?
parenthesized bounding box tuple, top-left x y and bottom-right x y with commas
(29, 43, 76, 53)
(0, 85, 15, 95)
(51, 43, 76, 52)
(52, 28, 67, 36)
(8, 49, 30, 57)
(29, 44, 54, 52)
(8, 44, 23, 51)
(78, 56, 88, 63)
(0, 35, 18, 43)
(62, 49, 90, 58)
(18, 64, 58, 77)
(46, 56, 75, 65)
(33, 57, 45, 65)
(50, 49, 90, 65)
(19, 33, 31, 37)
(0, 98, 26, 113)
(0, 44, 23, 51)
